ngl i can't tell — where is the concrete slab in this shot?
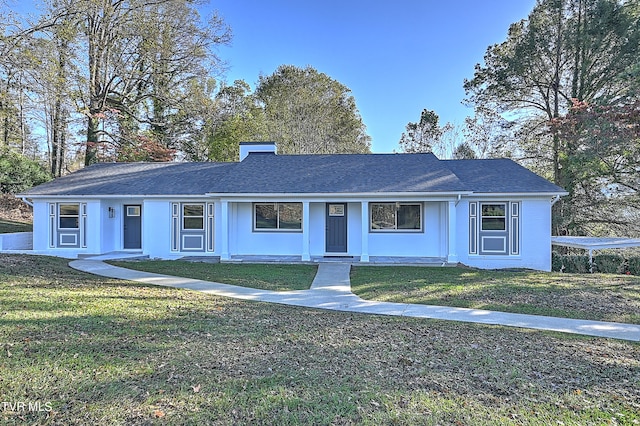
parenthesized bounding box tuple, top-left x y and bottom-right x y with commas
(82, 252, 149, 261)
(367, 256, 449, 266)
(68, 259, 640, 342)
(180, 256, 221, 263)
(310, 263, 352, 292)
(226, 255, 305, 263)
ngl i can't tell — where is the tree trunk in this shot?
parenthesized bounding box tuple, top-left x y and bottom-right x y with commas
(0, 97, 7, 148)
(551, 1, 565, 185)
(51, 39, 68, 175)
(18, 77, 26, 155)
(571, 0, 583, 100)
(85, 113, 99, 166)
(84, 7, 101, 166)
(51, 97, 63, 176)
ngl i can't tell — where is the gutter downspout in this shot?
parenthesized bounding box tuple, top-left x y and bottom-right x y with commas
(454, 194, 462, 206)
(20, 197, 34, 208)
(550, 195, 561, 206)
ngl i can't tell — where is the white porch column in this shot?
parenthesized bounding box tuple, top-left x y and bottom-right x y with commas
(302, 201, 310, 261)
(360, 201, 369, 262)
(447, 201, 458, 263)
(220, 200, 230, 260)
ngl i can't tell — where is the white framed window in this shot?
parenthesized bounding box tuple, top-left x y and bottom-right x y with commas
(254, 203, 302, 231)
(480, 203, 506, 231)
(58, 204, 80, 229)
(126, 206, 141, 216)
(328, 204, 345, 216)
(471, 201, 520, 256)
(370, 203, 422, 232)
(183, 204, 204, 230)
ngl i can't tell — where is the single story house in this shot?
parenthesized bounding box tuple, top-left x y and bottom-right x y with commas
(17, 142, 566, 270)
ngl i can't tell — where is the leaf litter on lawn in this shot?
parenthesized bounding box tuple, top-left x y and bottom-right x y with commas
(1, 254, 639, 425)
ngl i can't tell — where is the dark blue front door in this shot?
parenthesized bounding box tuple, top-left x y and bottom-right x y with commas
(123, 205, 141, 249)
(326, 203, 347, 253)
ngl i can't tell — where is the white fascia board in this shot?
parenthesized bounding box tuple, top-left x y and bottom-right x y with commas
(24, 191, 567, 201)
(207, 191, 567, 202)
(23, 194, 210, 199)
(207, 191, 474, 202)
(466, 191, 568, 198)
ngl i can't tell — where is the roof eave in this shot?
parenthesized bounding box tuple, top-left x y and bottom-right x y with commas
(17, 194, 213, 199)
(467, 191, 569, 197)
(20, 190, 568, 199)
(206, 191, 474, 198)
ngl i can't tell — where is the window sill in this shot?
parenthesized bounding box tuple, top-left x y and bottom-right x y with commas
(468, 254, 521, 259)
(369, 230, 424, 234)
(253, 229, 303, 233)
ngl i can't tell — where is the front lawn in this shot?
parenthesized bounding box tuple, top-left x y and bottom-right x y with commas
(0, 255, 639, 425)
(109, 260, 317, 291)
(351, 266, 640, 324)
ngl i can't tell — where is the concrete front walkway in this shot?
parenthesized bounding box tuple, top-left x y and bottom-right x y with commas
(69, 260, 640, 342)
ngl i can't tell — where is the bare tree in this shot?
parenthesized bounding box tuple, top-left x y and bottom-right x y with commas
(31, 0, 230, 164)
(398, 109, 442, 153)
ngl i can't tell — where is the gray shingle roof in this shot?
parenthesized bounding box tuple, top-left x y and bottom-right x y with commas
(444, 159, 565, 193)
(215, 152, 467, 193)
(20, 153, 565, 197)
(20, 162, 235, 196)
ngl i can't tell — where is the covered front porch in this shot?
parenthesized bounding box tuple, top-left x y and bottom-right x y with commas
(215, 197, 460, 263)
(223, 254, 451, 266)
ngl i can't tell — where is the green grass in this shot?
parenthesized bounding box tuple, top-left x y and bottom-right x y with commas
(109, 260, 317, 291)
(1, 254, 639, 425)
(351, 266, 640, 324)
(0, 218, 32, 233)
(110, 261, 640, 323)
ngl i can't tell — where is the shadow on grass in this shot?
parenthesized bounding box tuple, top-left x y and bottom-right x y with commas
(350, 266, 640, 324)
(3, 301, 639, 425)
(109, 260, 317, 291)
(2, 254, 640, 424)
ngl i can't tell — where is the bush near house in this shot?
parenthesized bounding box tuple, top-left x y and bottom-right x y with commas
(551, 252, 563, 272)
(0, 148, 51, 194)
(628, 257, 640, 276)
(553, 252, 640, 275)
(592, 254, 626, 274)
(553, 254, 590, 273)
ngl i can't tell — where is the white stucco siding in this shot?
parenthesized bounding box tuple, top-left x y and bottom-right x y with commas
(519, 199, 552, 270)
(456, 198, 552, 271)
(308, 203, 325, 255)
(230, 202, 303, 256)
(0, 232, 32, 250)
(30, 199, 102, 257)
(367, 202, 444, 257)
(99, 200, 119, 253)
(24, 195, 554, 270)
(347, 203, 362, 256)
(31, 200, 49, 252)
(139, 199, 218, 259)
(82, 202, 99, 253)
(142, 200, 172, 258)
(229, 200, 447, 258)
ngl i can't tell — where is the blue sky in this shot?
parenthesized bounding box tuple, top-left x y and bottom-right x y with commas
(10, 0, 537, 154)
(209, 0, 537, 153)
